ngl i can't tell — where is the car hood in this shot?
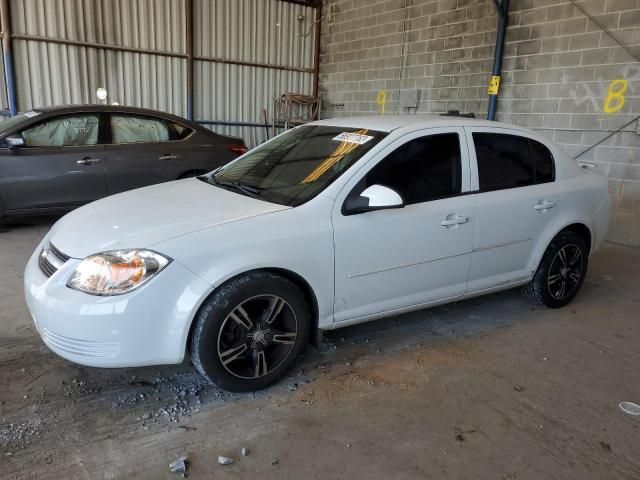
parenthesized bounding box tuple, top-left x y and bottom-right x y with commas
(48, 178, 290, 258)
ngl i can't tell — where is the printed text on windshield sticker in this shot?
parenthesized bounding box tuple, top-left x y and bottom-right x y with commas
(333, 132, 374, 145)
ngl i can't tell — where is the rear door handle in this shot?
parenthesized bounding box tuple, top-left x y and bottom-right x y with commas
(76, 157, 102, 165)
(159, 154, 181, 161)
(534, 200, 555, 211)
(441, 214, 469, 227)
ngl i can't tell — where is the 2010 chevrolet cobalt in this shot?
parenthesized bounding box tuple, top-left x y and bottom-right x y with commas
(24, 115, 611, 392)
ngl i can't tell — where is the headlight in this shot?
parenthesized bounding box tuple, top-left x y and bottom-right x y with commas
(67, 250, 171, 296)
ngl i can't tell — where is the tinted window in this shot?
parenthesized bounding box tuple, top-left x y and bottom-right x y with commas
(473, 133, 555, 191)
(530, 139, 554, 183)
(363, 133, 462, 205)
(111, 115, 170, 144)
(21, 114, 99, 147)
(474, 133, 532, 191)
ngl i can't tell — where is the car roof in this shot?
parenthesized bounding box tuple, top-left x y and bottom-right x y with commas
(310, 114, 524, 133)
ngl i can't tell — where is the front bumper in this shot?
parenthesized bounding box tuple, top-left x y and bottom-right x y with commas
(24, 241, 212, 368)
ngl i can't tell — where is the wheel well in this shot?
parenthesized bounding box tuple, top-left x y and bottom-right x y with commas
(560, 223, 592, 253)
(186, 268, 320, 354)
(263, 268, 320, 342)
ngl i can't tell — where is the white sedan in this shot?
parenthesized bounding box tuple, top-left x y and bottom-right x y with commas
(24, 115, 611, 391)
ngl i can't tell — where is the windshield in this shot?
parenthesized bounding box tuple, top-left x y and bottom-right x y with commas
(205, 125, 387, 206)
(0, 112, 39, 135)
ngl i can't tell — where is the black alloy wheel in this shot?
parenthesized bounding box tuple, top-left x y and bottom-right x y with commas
(217, 294, 298, 380)
(522, 230, 588, 308)
(190, 272, 310, 392)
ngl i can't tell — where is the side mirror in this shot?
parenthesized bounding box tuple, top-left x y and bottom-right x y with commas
(344, 184, 404, 215)
(5, 135, 24, 148)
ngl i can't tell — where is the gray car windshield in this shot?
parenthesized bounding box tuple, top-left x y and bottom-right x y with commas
(205, 125, 387, 206)
(0, 112, 39, 135)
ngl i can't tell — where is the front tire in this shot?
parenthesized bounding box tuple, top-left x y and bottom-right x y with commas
(522, 231, 588, 308)
(190, 272, 310, 392)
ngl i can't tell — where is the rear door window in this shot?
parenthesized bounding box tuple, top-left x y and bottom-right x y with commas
(110, 115, 170, 144)
(21, 114, 100, 147)
(473, 133, 555, 192)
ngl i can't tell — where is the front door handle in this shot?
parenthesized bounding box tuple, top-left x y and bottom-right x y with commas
(441, 214, 469, 227)
(158, 154, 181, 161)
(76, 157, 102, 165)
(534, 200, 555, 211)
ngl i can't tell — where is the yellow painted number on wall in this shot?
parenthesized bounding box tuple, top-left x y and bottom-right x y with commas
(604, 79, 628, 114)
(376, 91, 387, 115)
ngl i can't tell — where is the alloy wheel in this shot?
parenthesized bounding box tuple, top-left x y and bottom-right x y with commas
(217, 295, 298, 379)
(547, 243, 584, 300)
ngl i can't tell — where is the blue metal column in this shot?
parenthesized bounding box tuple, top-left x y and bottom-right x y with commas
(487, 0, 509, 121)
(1, 0, 18, 116)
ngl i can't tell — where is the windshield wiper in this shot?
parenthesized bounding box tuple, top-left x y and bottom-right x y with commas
(206, 175, 262, 198)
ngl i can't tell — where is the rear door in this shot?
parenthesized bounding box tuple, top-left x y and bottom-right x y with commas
(465, 128, 559, 291)
(105, 113, 189, 194)
(0, 113, 107, 211)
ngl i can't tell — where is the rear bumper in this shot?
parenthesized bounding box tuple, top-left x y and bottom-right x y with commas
(24, 243, 212, 368)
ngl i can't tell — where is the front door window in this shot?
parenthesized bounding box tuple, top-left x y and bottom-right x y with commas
(21, 115, 100, 147)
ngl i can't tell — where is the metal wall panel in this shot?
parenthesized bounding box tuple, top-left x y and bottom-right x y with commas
(14, 40, 187, 114)
(194, 0, 316, 146)
(195, 0, 315, 70)
(5, 0, 317, 147)
(11, 0, 186, 54)
(195, 60, 312, 146)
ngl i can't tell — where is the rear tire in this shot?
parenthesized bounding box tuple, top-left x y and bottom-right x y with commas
(190, 272, 310, 392)
(522, 231, 588, 308)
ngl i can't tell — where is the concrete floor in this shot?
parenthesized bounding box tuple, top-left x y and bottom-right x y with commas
(1, 216, 640, 479)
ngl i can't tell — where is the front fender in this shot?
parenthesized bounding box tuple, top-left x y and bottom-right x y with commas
(153, 201, 336, 335)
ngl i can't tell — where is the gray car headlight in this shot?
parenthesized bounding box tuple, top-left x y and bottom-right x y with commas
(67, 250, 171, 296)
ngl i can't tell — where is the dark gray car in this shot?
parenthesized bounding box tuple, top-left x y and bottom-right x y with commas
(0, 105, 247, 218)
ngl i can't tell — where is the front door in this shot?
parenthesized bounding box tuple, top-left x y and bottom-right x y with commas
(332, 128, 476, 323)
(0, 113, 106, 211)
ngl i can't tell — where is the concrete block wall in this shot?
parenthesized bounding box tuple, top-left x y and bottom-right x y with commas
(318, 0, 640, 246)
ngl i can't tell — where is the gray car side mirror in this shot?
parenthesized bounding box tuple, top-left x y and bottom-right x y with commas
(5, 135, 25, 148)
(343, 184, 405, 215)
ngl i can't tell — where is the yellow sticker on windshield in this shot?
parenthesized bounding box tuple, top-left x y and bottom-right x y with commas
(332, 132, 374, 144)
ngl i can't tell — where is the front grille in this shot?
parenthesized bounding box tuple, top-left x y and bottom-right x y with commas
(49, 243, 70, 262)
(39, 242, 69, 277)
(39, 254, 57, 277)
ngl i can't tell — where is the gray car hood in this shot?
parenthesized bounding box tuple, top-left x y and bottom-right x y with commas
(48, 178, 289, 258)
